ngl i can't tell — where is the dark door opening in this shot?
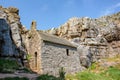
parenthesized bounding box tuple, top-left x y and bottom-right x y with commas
(35, 52, 37, 69)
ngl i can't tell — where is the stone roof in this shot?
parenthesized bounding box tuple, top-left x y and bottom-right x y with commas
(38, 31, 76, 48)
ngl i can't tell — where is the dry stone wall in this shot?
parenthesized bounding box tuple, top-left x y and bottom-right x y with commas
(41, 41, 81, 76)
(25, 26, 42, 73)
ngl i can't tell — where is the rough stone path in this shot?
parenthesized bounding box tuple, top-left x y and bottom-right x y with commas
(0, 73, 39, 80)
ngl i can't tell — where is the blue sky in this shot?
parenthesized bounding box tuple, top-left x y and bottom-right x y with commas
(0, 0, 120, 30)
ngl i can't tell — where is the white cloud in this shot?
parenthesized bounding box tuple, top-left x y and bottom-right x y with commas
(114, 2, 120, 8)
(101, 2, 120, 16)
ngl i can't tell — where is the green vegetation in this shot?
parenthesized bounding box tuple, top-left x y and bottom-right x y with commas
(0, 58, 33, 73)
(36, 67, 65, 80)
(66, 56, 120, 80)
(0, 77, 28, 80)
(66, 67, 120, 80)
(26, 54, 32, 61)
(88, 62, 98, 70)
(66, 71, 109, 80)
(59, 67, 65, 80)
(21, 68, 33, 73)
(0, 58, 20, 73)
(36, 74, 59, 80)
(102, 67, 120, 80)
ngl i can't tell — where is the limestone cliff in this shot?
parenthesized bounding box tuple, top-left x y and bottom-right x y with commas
(0, 6, 26, 61)
(45, 12, 120, 68)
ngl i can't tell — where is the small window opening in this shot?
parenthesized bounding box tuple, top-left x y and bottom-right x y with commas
(28, 36, 31, 39)
(66, 49, 69, 56)
(35, 52, 37, 69)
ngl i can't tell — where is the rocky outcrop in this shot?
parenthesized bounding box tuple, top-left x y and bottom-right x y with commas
(0, 19, 19, 56)
(46, 12, 120, 68)
(0, 6, 26, 62)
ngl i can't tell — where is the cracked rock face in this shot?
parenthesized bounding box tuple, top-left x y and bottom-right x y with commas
(46, 12, 120, 68)
(0, 19, 19, 56)
(0, 6, 26, 57)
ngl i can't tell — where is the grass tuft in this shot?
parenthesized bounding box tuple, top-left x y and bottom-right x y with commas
(0, 77, 29, 80)
(66, 67, 120, 80)
(36, 74, 59, 80)
(0, 58, 20, 73)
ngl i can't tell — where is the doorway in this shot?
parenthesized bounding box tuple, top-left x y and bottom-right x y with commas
(35, 52, 37, 69)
